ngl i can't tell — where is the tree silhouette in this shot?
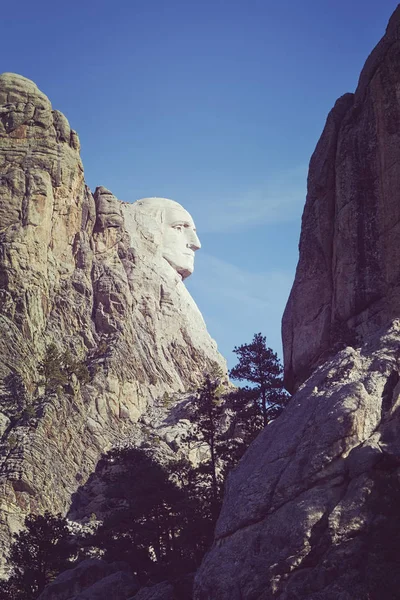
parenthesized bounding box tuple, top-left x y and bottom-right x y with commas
(92, 447, 202, 583)
(185, 373, 227, 519)
(0, 512, 74, 600)
(230, 332, 289, 427)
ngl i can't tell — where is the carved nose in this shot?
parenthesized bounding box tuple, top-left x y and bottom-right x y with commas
(188, 230, 201, 251)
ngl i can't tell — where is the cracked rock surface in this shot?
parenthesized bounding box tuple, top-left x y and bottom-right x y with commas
(194, 320, 400, 599)
(0, 73, 226, 571)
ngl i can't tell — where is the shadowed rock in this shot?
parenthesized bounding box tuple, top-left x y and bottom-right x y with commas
(282, 5, 400, 393)
(194, 6, 400, 599)
(36, 559, 139, 600)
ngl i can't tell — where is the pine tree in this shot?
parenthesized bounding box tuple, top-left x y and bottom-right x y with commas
(183, 372, 228, 522)
(38, 344, 68, 393)
(92, 448, 200, 582)
(38, 344, 90, 393)
(0, 512, 74, 600)
(230, 333, 289, 427)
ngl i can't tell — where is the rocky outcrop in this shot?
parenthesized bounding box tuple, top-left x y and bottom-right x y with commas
(195, 320, 400, 599)
(282, 5, 400, 393)
(194, 6, 400, 599)
(0, 73, 225, 569)
(36, 559, 140, 600)
(67, 389, 213, 523)
(38, 557, 182, 600)
(132, 582, 175, 600)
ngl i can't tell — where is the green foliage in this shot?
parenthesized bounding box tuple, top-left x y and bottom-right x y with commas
(176, 336, 289, 541)
(161, 391, 173, 407)
(184, 374, 227, 520)
(70, 362, 91, 386)
(6, 433, 18, 449)
(21, 404, 36, 423)
(177, 335, 290, 502)
(91, 448, 205, 583)
(38, 344, 68, 392)
(168, 457, 216, 561)
(230, 332, 289, 427)
(0, 511, 75, 600)
(0, 372, 29, 420)
(38, 344, 90, 393)
(94, 339, 108, 357)
(2, 334, 287, 598)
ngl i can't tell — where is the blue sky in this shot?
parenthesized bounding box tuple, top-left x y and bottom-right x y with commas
(1, 0, 398, 367)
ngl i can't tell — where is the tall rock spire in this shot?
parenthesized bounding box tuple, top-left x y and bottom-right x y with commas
(194, 6, 400, 600)
(283, 4, 400, 392)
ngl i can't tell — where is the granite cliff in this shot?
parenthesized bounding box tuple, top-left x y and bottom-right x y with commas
(5, 5, 400, 598)
(282, 5, 400, 394)
(194, 5, 400, 600)
(0, 72, 226, 571)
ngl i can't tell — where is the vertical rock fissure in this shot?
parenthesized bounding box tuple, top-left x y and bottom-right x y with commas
(380, 369, 399, 416)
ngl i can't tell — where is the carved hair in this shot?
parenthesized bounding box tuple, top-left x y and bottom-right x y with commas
(122, 197, 186, 258)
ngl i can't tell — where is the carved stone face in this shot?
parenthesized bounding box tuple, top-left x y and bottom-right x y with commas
(162, 205, 201, 279)
(122, 197, 201, 280)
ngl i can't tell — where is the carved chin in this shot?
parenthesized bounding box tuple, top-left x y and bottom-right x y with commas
(163, 256, 194, 280)
(177, 266, 193, 280)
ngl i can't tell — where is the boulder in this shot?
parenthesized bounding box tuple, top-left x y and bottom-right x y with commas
(74, 571, 139, 599)
(130, 581, 175, 600)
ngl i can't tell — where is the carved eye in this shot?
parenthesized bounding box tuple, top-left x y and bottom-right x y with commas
(173, 224, 183, 231)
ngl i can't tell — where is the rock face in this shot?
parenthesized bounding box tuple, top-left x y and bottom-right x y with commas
(194, 7, 400, 600)
(195, 320, 400, 599)
(0, 73, 225, 569)
(132, 582, 175, 600)
(37, 559, 140, 600)
(282, 5, 400, 393)
(38, 559, 177, 600)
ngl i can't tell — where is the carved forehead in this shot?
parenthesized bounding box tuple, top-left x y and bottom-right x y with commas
(134, 197, 194, 225)
(135, 197, 183, 213)
(164, 206, 194, 226)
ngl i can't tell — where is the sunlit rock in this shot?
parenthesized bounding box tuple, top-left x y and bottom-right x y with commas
(0, 73, 226, 571)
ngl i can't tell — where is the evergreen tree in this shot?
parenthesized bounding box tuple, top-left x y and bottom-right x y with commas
(229, 332, 289, 427)
(184, 372, 227, 521)
(0, 512, 74, 600)
(168, 457, 216, 564)
(92, 448, 202, 582)
(0, 371, 29, 420)
(38, 344, 90, 393)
